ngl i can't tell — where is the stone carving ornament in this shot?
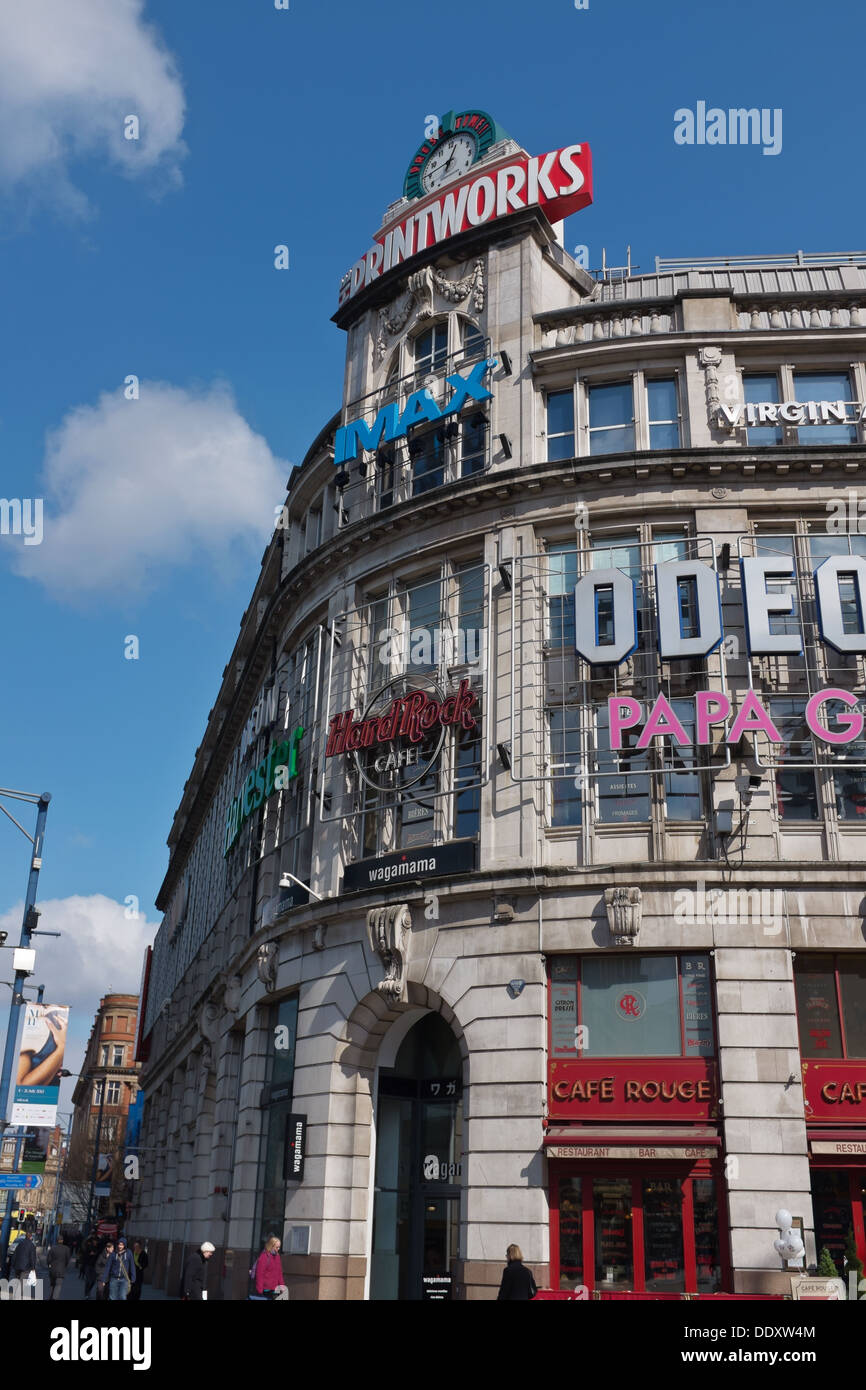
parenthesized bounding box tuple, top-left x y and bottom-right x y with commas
(367, 902, 411, 1004)
(256, 941, 278, 992)
(374, 260, 486, 364)
(604, 887, 642, 946)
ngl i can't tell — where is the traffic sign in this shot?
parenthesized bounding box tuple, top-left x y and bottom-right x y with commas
(0, 1174, 42, 1189)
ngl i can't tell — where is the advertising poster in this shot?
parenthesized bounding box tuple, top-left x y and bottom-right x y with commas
(10, 1003, 69, 1126)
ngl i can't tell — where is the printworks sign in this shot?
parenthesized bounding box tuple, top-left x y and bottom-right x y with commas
(338, 117, 592, 307)
(549, 1059, 719, 1121)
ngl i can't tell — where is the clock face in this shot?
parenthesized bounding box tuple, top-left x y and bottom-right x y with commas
(421, 134, 476, 193)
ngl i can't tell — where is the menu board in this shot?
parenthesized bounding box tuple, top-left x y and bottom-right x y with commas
(682, 955, 714, 1055)
(551, 958, 579, 1056)
(558, 1178, 583, 1288)
(643, 1180, 684, 1290)
(593, 1180, 632, 1286)
(794, 966, 842, 1057)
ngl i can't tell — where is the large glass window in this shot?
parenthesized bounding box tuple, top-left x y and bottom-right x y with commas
(581, 955, 681, 1057)
(795, 955, 866, 1058)
(547, 544, 578, 648)
(594, 1178, 634, 1289)
(595, 703, 651, 824)
(770, 697, 818, 821)
(588, 381, 635, 456)
(460, 413, 487, 477)
(461, 320, 485, 362)
(663, 699, 702, 821)
(549, 707, 582, 827)
(647, 379, 680, 450)
(414, 324, 448, 377)
(409, 429, 445, 495)
(643, 1177, 685, 1292)
(743, 373, 782, 446)
(550, 953, 714, 1058)
(407, 574, 442, 673)
(794, 370, 857, 446)
(547, 390, 575, 461)
(256, 995, 299, 1246)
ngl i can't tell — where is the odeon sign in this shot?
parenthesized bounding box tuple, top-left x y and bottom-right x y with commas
(335, 358, 496, 466)
(338, 142, 593, 307)
(575, 554, 866, 748)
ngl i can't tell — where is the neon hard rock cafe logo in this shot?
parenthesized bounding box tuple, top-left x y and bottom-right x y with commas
(325, 674, 477, 793)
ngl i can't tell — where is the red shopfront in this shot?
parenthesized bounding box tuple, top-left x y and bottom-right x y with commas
(796, 953, 866, 1274)
(546, 953, 731, 1296)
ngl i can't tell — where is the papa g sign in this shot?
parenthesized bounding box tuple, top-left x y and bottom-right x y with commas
(224, 727, 304, 855)
(334, 358, 496, 466)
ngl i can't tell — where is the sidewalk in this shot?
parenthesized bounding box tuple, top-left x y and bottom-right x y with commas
(49, 1267, 172, 1302)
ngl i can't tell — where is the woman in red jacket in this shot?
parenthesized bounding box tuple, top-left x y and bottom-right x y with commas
(254, 1236, 288, 1300)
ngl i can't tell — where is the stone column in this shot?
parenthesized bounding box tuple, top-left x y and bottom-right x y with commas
(715, 947, 813, 1293)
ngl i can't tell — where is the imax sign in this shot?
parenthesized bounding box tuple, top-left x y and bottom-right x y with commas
(334, 358, 496, 466)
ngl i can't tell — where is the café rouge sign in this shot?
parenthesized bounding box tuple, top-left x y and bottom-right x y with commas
(549, 1060, 718, 1121)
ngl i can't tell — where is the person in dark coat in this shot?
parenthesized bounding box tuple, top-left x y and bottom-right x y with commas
(94, 1241, 114, 1300)
(81, 1235, 99, 1294)
(47, 1237, 71, 1300)
(496, 1244, 538, 1300)
(181, 1241, 215, 1300)
(129, 1241, 148, 1301)
(11, 1234, 38, 1288)
(106, 1238, 136, 1301)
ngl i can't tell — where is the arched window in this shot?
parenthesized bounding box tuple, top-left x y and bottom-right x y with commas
(413, 323, 448, 377)
(461, 319, 485, 362)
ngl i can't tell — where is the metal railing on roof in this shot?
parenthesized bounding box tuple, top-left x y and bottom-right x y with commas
(655, 251, 866, 273)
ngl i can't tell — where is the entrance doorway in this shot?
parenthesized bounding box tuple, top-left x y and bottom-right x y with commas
(370, 1013, 463, 1300)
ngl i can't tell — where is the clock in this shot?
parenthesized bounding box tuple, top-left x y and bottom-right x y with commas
(403, 109, 510, 202)
(421, 133, 476, 193)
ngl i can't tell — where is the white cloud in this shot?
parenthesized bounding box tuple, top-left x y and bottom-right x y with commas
(13, 380, 287, 598)
(0, 894, 157, 1017)
(0, 0, 186, 213)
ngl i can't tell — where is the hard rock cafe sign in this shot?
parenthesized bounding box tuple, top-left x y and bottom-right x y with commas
(325, 674, 477, 793)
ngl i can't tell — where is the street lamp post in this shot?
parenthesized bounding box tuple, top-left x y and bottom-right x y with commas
(0, 790, 51, 1269)
(84, 1074, 108, 1241)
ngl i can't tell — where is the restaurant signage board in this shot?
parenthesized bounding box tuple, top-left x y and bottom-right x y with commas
(549, 1059, 718, 1121)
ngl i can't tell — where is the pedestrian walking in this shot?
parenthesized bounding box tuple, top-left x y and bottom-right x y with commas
(81, 1235, 99, 1294)
(252, 1235, 289, 1300)
(181, 1240, 215, 1300)
(106, 1238, 136, 1301)
(10, 1233, 38, 1293)
(129, 1240, 148, 1301)
(47, 1236, 71, 1301)
(94, 1240, 114, 1301)
(496, 1244, 538, 1300)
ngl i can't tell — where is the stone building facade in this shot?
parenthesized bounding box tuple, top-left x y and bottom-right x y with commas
(135, 113, 866, 1299)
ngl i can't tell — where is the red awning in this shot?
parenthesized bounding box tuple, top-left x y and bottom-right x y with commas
(545, 1125, 720, 1158)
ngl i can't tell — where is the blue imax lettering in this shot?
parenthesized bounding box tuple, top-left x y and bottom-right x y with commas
(334, 357, 497, 466)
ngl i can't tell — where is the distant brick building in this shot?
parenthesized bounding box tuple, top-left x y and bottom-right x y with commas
(68, 994, 140, 1230)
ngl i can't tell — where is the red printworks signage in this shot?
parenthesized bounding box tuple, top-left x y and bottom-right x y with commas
(549, 1059, 719, 1122)
(802, 1060, 866, 1121)
(339, 143, 593, 306)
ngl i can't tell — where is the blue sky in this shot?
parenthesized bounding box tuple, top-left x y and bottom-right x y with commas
(0, 0, 863, 1103)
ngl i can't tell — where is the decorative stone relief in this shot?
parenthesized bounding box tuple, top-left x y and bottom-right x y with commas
(367, 902, 411, 1004)
(256, 941, 278, 992)
(311, 923, 327, 951)
(199, 1000, 221, 1046)
(373, 260, 485, 364)
(698, 346, 730, 432)
(223, 974, 242, 1018)
(604, 886, 642, 946)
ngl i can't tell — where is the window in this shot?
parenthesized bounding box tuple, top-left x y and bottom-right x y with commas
(547, 390, 575, 461)
(549, 707, 582, 827)
(255, 995, 299, 1246)
(595, 703, 651, 823)
(588, 381, 635, 456)
(795, 955, 866, 1058)
(460, 413, 487, 477)
(102, 1016, 113, 1033)
(461, 321, 485, 361)
(305, 509, 322, 552)
(647, 379, 680, 449)
(94, 1081, 122, 1106)
(743, 373, 782, 445)
(756, 534, 800, 641)
(112, 1045, 125, 1067)
(99, 1045, 109, 1066)
(550, 953, 715, 1058)
(414, 324, 448, 377)
(820, 697, 866, 822)
(407, 574, 442, 673)
(662, 699, 702, 821)
(770, 697, 818, 821)
(409, 429, 445, 495)
(794, 370, 857, 446)
(547, 544, 578, 648)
